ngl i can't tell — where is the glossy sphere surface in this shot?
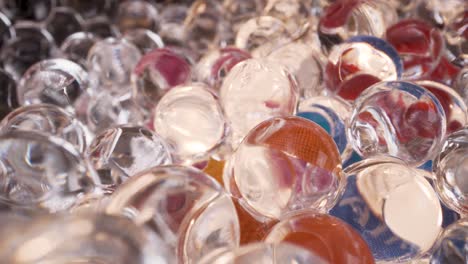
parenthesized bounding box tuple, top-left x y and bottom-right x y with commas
(433, 128, 468, 216)
(45, 7, 83, 45)
(330, 157, 443, 262)
(268, 42, 325, 99)
(298, 96, 353, 162)
(131, 48, 191, 110)
(106, 165, 240, 264)
(153, 83, 226, 164)
(325, 36, 402, 100)
(17, 58, 88, 110)
(123, 29, 164, 54)
(386, 19, 444, 80)
(265, 211, 374, 264)
(198, 242, 327, 264)
(116, 0, 159, 33)
(0, 104, 87, 153)
(60, 32, 99, 67)
(430, 219, 467, 264)
(220, 58, 298, 145)
(347, 81, 446, 166)
(0, 213, 172, 263)
(195, 47, 251, 90)
(0, 70, 18, 119)
(0, 131, 98, 212)
(224, 116, 344, 219)
(87, 38, 141, 89)
(86, 126, 172, 193)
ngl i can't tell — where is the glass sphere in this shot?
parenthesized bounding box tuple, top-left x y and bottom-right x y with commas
(430, 219, 467, 264)
(17, 58, 88, 111)
(60, 0, 112, 18)
(220, 58, 298, 145)
(224, 116, 344, 219)
(264, 0, 311, 37)
(318, 0, 397, 49)
(454, 67, 468, 107)
(433, 127, 468, 216)
(106, 165, 240, 264)
(444, 10, 467, 67)
(325, 35, 402, 100)
(158, 4, 188, 47)
(131, 48, 191, 110)
(386, 19, 445, 80)
(116, 0, 159, 33)
(223, 0, 265, 32)
(198, 242, 327, 264)
(87, 37, 142, 90)
(330, 157, 443, 262)
(265, 211, 374, 264)
(0, 0, 55, 21)
(60, 32, 99, 67)
(416, 80, 467, 134)
(298, 96, 353, 162)
(1, 22, 55, 80)
(235, 16, 292, 58)
(0, 130, 99, 212)
(86, 126, 172, 193)
(347, 81, 446, 166)
(123, 28, 164, 54)
(0, 212, 173, 263)
(0, 104, 87, 153)
(84, 15, 119, 38)
(195, 47, 251, 90)
(45, 6, 84, 45)
(268, 42, 325, 99)
(0, 10, 14, 49)
(153, 83, 227, 164)
(0, 70, 19, 120)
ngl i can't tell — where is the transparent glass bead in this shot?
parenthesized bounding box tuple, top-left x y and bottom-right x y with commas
(158, 4, 188, 47)
(430, 219, 467, 264)
(116, 0, 159, 33)
(195, 47, 251, 90)
(87, 126, 172, 193)
(330, 157, 443, 262)
(0, 130, 99, 212)
(60, 0, 113, 18)
(385, 19, 445, 80)
(224, 116, 344, 219)
(45, 6, 84, 45)
(0, 0, 55, 21)
(325, 35, 403, 101)
(60, 32, 99, 67)
(198, 242, 327, 264)
(265, 211, 374, 264)
(454, 67, 468, 107)
(347, 81, 446, 166)
(17, 58, 89, 111)
(0, 70, 19, 120)
(106, 165, 240, 264)
(220, 58, 298, 145)
(0, 11, 14, 49)
(123, 28, 164, 54)
(298, 96, 353, 162)
(268, 42, 325, 99)
(153, 83, 227, 164)
(235, 16, 292, 57)
(131, 48, 191, 110)
(84, 90, 145, 134)
(223, 0, 265, 32)
(433, 128, 468, 216)
(0, 104, 87, 153)
(444, 10, 467, 67)
(84, 15, 119, 38)
(0, 212, 173, 263)
(263, 0, 311, 37)
(1, 22, 56, 80)
(318, 0, 398, 49)
(87, 38, 142, 90)
(416, 80, 467, 134)
(416, 0, 466, 28)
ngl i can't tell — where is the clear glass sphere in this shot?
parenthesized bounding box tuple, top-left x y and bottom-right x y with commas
(123, 28, 164, 54)
(45, 6, 84, 45)
(0, 130, 99, 212)
(433, 127, 468, 216)
(106, 165, 240, 264)
(330, 157, 443, 262)
(0, 104, 87, 153)
(0, 69, 19, 120)
(86, 126, 172, 193)
(347, 81, 446, 166)
(153, 83, 227, 164)
(265, 210, 374, 264)
(60, 32, 99, 67)
(220, 58, 298, 145)
(17, 58, 89, 111)
(116, 0, 159, 33)
(430, 219, 467, 264)
(224, 116, 344, 219)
